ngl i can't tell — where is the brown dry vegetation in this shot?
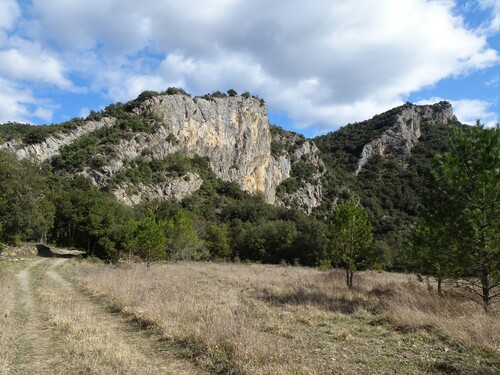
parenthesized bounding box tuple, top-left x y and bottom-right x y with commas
(0, 260, 18, 373)
(62, 261, 499, 375)
(0, 256, 206, 375)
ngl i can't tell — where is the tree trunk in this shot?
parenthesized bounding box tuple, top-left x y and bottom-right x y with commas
(345, 268, 353, 288)
(481, 269, 491, 313)
(437, 277, 443, 295)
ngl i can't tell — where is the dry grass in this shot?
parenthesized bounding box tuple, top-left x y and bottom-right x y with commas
(62, 261, 500, 375)
(0, 259, 25, 373)
(36, 259, 203, 375)
(2, 257, 207, 374)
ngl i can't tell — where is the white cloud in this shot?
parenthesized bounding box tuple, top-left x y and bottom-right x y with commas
(485, 75, 499, 87)
(0, 78, 36, 123)
(33, 106, 54, 123)
(417, 97, 498, 127)
(0, 78, 57, 124)
(0, 46, 73, 89)
(477, 0, 500, 36)
(2, 0, 499, 131)
(0, 0, 20, 31)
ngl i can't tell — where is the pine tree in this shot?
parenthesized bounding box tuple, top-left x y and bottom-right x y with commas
(328, 198, 372, 288)
(423, 123, 499, 312)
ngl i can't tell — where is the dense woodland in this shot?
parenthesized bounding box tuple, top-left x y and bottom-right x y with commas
(0, 92, 498, 310)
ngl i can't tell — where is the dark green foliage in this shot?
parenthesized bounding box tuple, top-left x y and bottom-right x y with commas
(418, 123, 499, 311)
(210, 91, 227, 98)
(52, 115, 157, 173)
(163, 87, 189, 96)
(327, 199, 373, 287)
(206, 223, 232, 260)
(227, 89, 238, 97)
(314, 104, 414, 171)
(231, 219, 298, 263)
(52, 176, 133, 262)
(275, 178, 300, 197)
(164, 210, 205, 260)
(165, 133, 179, 145)
(108, 153, 212, 190)
(314, 111, 457, 270)
(0, 118, 85, 144)
(126, 210, 166, 266)
(291, 160, 317, 182)
(0, 151, 54, 244)
(135, 90, 160, 102)
(270, 140, 286, 156)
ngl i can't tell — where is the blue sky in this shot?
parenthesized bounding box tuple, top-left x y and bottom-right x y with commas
(0, 0, 498, 137)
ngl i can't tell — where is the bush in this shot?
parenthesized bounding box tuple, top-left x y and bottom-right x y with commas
(163, 87, 189, 96)
(135, 90, 159, 102)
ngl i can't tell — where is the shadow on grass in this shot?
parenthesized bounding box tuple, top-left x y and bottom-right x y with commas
(257, 286, 388, 315)
(427, 359, 500, 375)
(36, 244, 82, 258)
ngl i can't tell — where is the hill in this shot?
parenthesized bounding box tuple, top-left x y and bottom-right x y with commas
(0, 90, 463, 268)
(314, 102, 459, 268)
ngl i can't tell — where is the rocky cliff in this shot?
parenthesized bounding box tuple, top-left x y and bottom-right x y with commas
(355, 101, 456, 174)
(270, 126, 325, 213)
(130, 94, 288, 203)
(0, 93, 323, 210)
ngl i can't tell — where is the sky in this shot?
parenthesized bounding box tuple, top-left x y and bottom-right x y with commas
(0, 0, 498, 137)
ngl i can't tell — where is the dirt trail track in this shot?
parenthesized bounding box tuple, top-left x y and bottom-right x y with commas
(1, 256, 205, 375)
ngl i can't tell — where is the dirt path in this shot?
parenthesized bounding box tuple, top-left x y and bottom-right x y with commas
(2, 257, 205, 375)
(2, 258, 67, 375)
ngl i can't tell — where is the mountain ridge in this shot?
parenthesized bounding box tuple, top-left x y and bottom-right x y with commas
(0, 91, 457, 216)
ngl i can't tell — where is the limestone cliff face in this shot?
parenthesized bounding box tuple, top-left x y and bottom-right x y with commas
(0, 118, 116, 162)
(113, 172, 203, 206)
(355, 102, 456, 174)
(1, 94, 322, 210)
(133, 95, 279, 201)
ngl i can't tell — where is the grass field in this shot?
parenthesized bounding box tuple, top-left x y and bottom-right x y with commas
(60, 260, 499, 375)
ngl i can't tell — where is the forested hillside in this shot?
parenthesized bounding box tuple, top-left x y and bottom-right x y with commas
(314, 102, 458, 269)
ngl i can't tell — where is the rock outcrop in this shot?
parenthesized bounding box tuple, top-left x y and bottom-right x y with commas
(113, 172, 203, 206)
(0, 118, 116, 162)
(270, 126, 325, 213)
(355, 102, 456, 174)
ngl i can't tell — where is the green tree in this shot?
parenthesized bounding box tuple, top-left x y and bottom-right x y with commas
(423, 123, 499, 312)
(205, 223, 232, 260)
(410, 225, 455, 294)
(164, 210, 205, 260)
(328, 198, 372, 288)
(51, 176, 130, 261)
(130, 210, 166, 267)
(0, 151, 54, 244)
